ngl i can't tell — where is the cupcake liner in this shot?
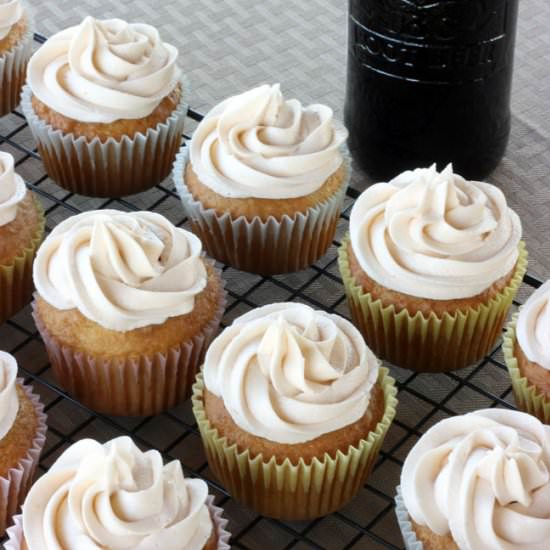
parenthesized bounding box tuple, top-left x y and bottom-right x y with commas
(0, 5, 34, 117)
(32, 261, 226, 417)
(192, 367, 398, 521)
(20, 75, 190, 198)
(173, 147, 350, 275)
(339, 235, 528, 372)
(0, 197, 45, 325)
(5, 496, 230, 549)
(395, 486, 423, 550)
(0, 379, 48, 537)
(503, 314, 550, 423)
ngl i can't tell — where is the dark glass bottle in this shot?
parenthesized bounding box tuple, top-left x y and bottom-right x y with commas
(345, 0, 519, 181)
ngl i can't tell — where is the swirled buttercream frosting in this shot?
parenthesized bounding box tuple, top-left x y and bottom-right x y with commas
(0, 351, 18, 441)
(349, 164, 522, 300)
(203, 302, 379, 444)
(33, 210, 207, 332)
(401, 409, 550, 550)
(189, 83, 348, 199)
(27, 16, 181, 123)
(22, 436, 214, 550)
(0, 0, 23, 41)
(517, 280, 550, 370)
(0, 151, 26, 226)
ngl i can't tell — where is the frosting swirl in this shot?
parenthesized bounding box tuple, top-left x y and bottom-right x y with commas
(34, 210, 207, 332)
(27, 16, 181, 123)
(349, 164, 522, 300)
(189, 84, 348, 199)
(517, 280, 550, 370)
(203, 302, 379, 444)
(0, 151, 27, 226)
(0, 351, 18, 441)
(401, 409, 550, 550)
(0, 0, 23, 40)
(22, 436, 213, 550)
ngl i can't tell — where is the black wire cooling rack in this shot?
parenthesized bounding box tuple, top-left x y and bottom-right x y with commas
(0, 32, 544, 550)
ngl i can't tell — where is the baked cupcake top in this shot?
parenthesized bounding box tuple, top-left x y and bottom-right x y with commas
(189, 83, 348, 199)
(0, 151, 26, 226)
(349, 164, 522, 300)
(0, 351, 18, 440)
(27, 16, 181, 123)
(33, 210, 207, 332)
(517, 280, 550, 370)
(203, 302, 379, 444)
(0, 0, 23, 40)
(401, 409, 550, 550)
(22, 436, 213, 550)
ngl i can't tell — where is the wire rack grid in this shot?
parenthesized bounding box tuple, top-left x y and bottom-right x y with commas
(0, 32, 543, 550)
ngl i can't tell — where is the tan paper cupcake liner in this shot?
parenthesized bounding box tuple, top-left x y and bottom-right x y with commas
(20, 75, 190, 198)
(0, 380, 48, 537)
(32, 261, 226, 417)
(0, 6, 34, 117)
(395, 486, 423, 550)
(503, 314, 550, 423)
(5, 496, 231, 549)
(338, 235, 528, 373)
(192, 367, 398, 521)
(0, 197, 45, 325)
(173, 147, 350, 275)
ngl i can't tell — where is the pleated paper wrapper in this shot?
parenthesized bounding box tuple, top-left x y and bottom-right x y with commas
(0, 380, 47, 537)
(4, 496, 231, 549)
(338, 235, 528, 373)
(20, 76, 189, 198)
(32, 262, 226, 417)
(192, 367, 398, 521)
(394, 486, 424, 550)
(173, 147, 349, 275)
(0, 197, 45, 325)
(503, 314, 550, 423)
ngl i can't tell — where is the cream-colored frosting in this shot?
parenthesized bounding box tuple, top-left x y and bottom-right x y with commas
(189, 83, 348, 199)
(33, 210, 207, 332)
(349, 164, 522, 300)
(0, 151, 27, 226)
(0, 351, 18, 441)
(401, 409, 550, 550)
(27, 16, 181, 123)
(517, 280, 550, 370)
(203, 302, 379, 445)
(22, 436, 213, 550)
(0, 0, 23, 41)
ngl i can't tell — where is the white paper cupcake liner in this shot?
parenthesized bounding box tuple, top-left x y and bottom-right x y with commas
(0, 380, 47, 537)
(173, 146, 350, 275)
(4, 514, 22, 550)
(20, 75, 190, 197)
(0, 5, 34, 117)
(395, 486, 423, 550)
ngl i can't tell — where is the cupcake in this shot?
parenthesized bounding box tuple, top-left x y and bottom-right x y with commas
(0, 351, 47, 537)
(0, 151, 45, 324)
(174, 83, 349, 275)
(503, 280, 550, 423)
(339, 164, 527, 372)
(396, 409, 550, 549)
(4, 436, 231, 549)
(32, 209, 225, 416)
(192, 302, 397, 520)
(0, 0, 33, 116)
(21, 16, 188, 197)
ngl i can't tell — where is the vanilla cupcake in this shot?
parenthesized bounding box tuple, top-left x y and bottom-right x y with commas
(0, 351, 47, 537)
(174, 84, 349, 274)
(396, 409, 550, 549)
(21, 16, 188, 197)
(5, 436, 230, 549)
(339, 164, 527, 372)
(0, 0, 33, 116)
(192, 302, 397, 520)
(32, 210, 225, 416)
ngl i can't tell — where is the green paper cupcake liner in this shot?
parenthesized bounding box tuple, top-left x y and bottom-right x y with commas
(192, 367, 398, 521)
(503, 314, 550, 423)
